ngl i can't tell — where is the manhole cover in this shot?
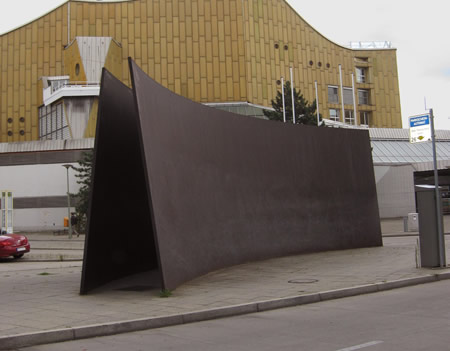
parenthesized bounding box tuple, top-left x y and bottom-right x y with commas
(288, 279, 319, 284)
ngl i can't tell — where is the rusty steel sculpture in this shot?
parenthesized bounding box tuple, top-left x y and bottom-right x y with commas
(80, 59, 382, 294)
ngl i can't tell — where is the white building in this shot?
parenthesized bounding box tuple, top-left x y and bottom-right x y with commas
(0, 139, 93, 231)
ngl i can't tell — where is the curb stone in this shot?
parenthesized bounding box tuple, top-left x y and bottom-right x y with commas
(2, 272, 450, 350)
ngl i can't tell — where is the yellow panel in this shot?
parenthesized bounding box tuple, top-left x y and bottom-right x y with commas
(84, 99, 99, 138)
(168, 42, 174, 63)
(154, 23, 160, 43)
(63, 40, 86, 82)
(161, 38, 167, 58)
(104, 39, 123, 79)
(128, 21, 135, 43)
(173, 37, 180, 58)
(135, 38, 142, 59)
(0, 0, 402, 141)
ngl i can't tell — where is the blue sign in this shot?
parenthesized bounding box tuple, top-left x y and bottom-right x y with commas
(409, 114, 430, 128)
(409, 113, 431, 143)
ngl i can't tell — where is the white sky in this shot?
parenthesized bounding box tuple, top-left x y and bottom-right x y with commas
(1, 0, 449, 130)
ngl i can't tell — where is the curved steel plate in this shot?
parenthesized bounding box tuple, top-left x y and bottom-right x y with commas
(81, 59, 381, 293)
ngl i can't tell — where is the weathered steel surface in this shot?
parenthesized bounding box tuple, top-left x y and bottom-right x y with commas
(80, 69, 158, 294)
(81, 59, 381, 293)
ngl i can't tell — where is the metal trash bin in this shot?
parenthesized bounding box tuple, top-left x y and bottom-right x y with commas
(415, 185, 446, 267)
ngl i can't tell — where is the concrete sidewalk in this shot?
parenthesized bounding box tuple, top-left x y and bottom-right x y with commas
(1, 218, 450, 350)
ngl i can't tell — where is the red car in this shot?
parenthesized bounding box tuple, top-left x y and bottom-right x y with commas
(0, 233, 30, 259)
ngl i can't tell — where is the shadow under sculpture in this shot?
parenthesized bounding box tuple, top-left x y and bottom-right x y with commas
(80, 58, 382, 294)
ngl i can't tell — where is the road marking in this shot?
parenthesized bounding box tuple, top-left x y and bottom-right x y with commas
(335, 341, 384, 351)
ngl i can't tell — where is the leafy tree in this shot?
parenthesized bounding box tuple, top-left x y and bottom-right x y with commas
(72, 150, 93, 233)
(264, 81, 322, 126)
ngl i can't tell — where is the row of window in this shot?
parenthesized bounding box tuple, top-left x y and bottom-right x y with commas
(328, 86, 370, 106)
(39, 103, 70, 140)
(329, 109, 371, 126)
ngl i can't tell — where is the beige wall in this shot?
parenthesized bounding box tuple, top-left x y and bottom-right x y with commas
(0, 0, 402, 142)
(243, 0, 401, 128)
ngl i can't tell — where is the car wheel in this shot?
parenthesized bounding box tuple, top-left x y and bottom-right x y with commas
(13, 254, 24, 259)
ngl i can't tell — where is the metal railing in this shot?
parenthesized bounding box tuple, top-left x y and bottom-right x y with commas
(348, 41, 393, 49)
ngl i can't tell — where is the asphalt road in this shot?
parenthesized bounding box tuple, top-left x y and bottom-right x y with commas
(17, 279, 450, 351)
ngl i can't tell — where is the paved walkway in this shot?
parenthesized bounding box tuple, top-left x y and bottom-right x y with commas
(1, 218, 450, 350)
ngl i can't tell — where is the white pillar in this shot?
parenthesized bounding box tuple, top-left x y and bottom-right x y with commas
(290, 67, 296, 124)
(339, 64, 345, 124)
(315, 80, 320, 126)
(352, 73, 358, 125)
(281, 77, 286, 123)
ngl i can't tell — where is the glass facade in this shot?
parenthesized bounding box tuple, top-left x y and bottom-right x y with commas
(39, 103, 70, 140)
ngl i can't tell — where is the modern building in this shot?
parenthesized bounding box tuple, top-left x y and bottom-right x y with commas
(0, 0, 402, 143)
(370, 128, 450, 218)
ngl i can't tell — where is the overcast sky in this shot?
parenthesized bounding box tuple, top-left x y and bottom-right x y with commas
(1, 0, 449, 130)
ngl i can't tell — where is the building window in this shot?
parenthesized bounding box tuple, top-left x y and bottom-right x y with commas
(355, 67, 367, 83)
(360, 111, 371, 126)
(345, 110, 355, 124)
(358, 89, 370, 105)
(328, 86, 339, 103)
(329, 109, 340, 122)
(343, 88, 354, 105)
(39, 103, 70, 140)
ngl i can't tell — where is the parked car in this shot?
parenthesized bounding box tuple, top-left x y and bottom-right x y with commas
(0, 233, 30, 259)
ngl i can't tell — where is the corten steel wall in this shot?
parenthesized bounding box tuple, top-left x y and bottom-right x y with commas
(80, 60, 381, 293)
(0, 0, 401, 143)
(80, 68, 158, 294)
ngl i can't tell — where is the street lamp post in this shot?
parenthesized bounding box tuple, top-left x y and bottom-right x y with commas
(62, 164, 73, 239)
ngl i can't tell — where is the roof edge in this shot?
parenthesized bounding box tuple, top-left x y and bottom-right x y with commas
(0, 1, 68, 37)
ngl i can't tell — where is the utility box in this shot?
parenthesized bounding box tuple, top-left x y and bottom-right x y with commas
(415, 185, 446, 267)
(407, 213, 419, 232)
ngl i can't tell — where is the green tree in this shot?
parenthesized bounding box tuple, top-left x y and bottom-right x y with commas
(264, 81, 322, 126)
(72, 150, 93, 233)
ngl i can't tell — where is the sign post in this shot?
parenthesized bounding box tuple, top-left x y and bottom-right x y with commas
(409, 113, 431, 143)
(429, 109, 446, 267)
(410, 110, 446, 267)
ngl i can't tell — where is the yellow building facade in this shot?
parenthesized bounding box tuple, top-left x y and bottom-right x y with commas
(0, 0, 402, 142)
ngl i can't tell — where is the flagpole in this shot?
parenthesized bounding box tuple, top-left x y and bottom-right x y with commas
(352, 73, 358, 125)
(290, 67, 296, 124)
(281, 77, 286, 123)
(315, 80, 320, 126)
(339, 64, 345, 124)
